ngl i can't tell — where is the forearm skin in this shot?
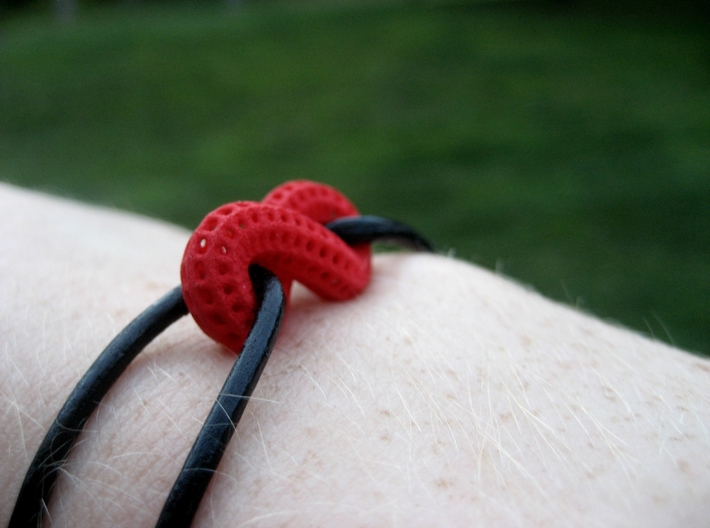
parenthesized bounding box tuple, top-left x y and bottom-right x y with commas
(2, 183, 709, 527)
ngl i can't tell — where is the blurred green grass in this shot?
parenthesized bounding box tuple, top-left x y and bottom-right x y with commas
(1, 1, 709, 354)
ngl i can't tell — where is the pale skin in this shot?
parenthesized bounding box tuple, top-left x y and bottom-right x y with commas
(1, 182, 709, 527)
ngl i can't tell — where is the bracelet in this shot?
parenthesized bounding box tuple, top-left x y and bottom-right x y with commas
(10, 180, 434, 527)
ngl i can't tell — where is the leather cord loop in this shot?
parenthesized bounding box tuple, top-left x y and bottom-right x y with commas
(10, 181, 434, 528)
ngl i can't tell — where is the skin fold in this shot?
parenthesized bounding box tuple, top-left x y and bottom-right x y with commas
(1, 182, 709, 527)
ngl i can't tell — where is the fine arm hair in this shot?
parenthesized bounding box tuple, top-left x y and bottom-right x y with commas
(1, 183, 709, 527)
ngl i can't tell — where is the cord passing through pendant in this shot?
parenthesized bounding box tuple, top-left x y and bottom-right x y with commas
(10, 180, 434, 528)
(181, 181, 372, 353)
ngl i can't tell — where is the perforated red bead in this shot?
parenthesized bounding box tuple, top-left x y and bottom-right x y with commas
(181, 181, 372, 352)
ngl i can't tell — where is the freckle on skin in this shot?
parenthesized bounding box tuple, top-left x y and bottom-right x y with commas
(434, 478, 454, 490)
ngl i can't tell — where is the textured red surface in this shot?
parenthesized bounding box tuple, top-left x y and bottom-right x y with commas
(181, 181, 372, 353)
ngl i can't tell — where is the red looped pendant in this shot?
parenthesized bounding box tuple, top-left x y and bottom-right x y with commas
(180, 180, 372, 352)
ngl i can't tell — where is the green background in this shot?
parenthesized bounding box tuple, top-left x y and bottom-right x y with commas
(1, 0, 708, 354)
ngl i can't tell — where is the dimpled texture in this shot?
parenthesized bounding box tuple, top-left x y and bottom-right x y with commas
(181, 181, 372, 353)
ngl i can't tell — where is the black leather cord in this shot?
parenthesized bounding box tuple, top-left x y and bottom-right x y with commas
(156, 266, 285, 528)
(327, 215, 435, 253)
(10, 215, 433, 528)
(9, 286, 189, 528)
